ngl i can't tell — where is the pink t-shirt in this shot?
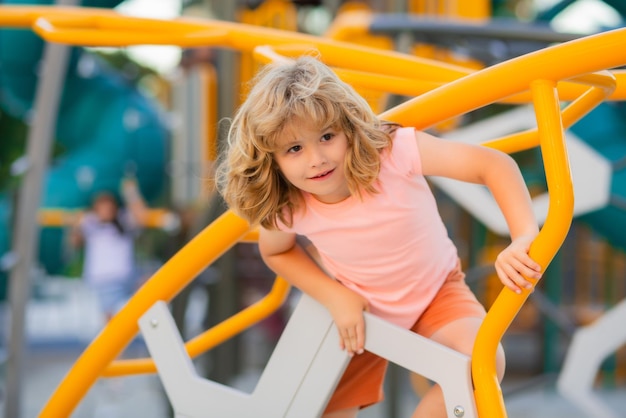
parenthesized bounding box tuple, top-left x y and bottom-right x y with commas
(279, 127, 458, 328)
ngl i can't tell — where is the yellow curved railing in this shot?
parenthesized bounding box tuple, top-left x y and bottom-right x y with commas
(1, 5, 626, 417)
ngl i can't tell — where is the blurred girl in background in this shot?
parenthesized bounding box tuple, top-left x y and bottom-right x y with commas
(70, 178, 148, 321)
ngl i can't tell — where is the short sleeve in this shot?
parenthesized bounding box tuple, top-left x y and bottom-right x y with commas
(274, 209, 298, 233)
(389, 127, 423, 176)
(275, 217, 293, 233)
(80, 213, 98, 235)
(120, 210, 141, 235)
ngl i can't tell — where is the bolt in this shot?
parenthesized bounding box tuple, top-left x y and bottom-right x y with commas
(150, 318, 159, 328)
(453, 405, 465, 417)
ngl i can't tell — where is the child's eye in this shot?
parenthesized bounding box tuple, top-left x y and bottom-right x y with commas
(321, 133, 334, 142)
(288, 145, 302, 153)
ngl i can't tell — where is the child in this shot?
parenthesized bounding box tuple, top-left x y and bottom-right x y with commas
(70, 179, 148, 322)
(216, 56, 541, 418)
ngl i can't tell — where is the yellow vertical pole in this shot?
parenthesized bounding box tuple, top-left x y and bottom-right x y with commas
(198, 63, 218, 201)
(200, 63, 218, 162)
(472, 79, 574, 417)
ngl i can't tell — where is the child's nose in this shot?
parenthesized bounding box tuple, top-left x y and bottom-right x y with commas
(309, 148, 327, 167)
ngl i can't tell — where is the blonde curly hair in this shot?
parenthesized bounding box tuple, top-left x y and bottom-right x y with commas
(216, 55, 394, 229)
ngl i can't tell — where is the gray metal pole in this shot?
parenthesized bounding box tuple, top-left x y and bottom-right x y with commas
(205, 0, 241, 385)
(4, 2, 75, 415)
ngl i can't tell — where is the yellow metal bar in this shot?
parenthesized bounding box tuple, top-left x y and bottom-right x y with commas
(40, 210, 251, 418)
(241, 228, 260, 243)
(253, 43, 626, 108)
(483, 71, 616, 153)
(5, 5, 470, 83)
(472, 79, 574, 417)
(201, 63, 219, 162)
(253, 44, 446, 96)
(102, 276, 290, 377)
(0, 5, 117, 27)
(37, 208, 81, 227)
(609, 69, 626, 99)
(5, 6, 626, 105)
(380, 28, 626, 128)
(37, 208, 177, 228)
(505, 70, 626, 104)
(33, 17, 229, 47)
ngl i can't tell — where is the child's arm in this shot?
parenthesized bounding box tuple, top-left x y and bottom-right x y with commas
(121, 178, 149, 226)
(259, 227, 369, 356)
(416, 130, 542, 294)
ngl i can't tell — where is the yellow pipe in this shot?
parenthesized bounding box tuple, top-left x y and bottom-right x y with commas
(37, 209, 81, 227)
(37, 208, 177, 228)
(253, 44, 626, 109)
(472, 79, 575, 417)
(202, 64, 219, 162)
(5, 6, 626, 107)
(252, 42, 626, 106)
(253, 44, 446, 96)
(102, 276, 290, 377)
(241, 228, 260, 243)
(10, 5, 471, 82)
(40, 210, 250, 418)
(5, 6, 626, 105)
(380, 28, 626, 129)
(0, 5, 117, 27)
(483, 71, 616, 153)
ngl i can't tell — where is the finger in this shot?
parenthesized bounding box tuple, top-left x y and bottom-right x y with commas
(344, 340, 354, 356)
(347, 328, 359, 354)
(338, 328, 347, 351)
(355, 321, 365, 355)
(506, 250, 541, 272)
(502, 259, 537, 288)
(495, 265, 522, 294)
(339, 327, 355, 355)
(519, 263, 542, 281)
(519, 254, 543, 276)
(514, 265, 540, 288)
(507, 266, 534, 290)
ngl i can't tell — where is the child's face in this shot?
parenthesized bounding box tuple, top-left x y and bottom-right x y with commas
(93, 195, 117, 222)
(274, 121, 350, 204)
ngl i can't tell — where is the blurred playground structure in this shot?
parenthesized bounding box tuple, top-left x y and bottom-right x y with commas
(0, 0, 626, 417)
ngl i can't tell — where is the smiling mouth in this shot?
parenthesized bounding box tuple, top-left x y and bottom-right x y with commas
(310, 169, 333, 179)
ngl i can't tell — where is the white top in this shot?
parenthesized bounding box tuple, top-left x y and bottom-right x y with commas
(80, 211, 138, 285)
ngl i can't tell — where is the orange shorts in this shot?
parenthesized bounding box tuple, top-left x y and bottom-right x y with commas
(324, 262, 486, 413)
